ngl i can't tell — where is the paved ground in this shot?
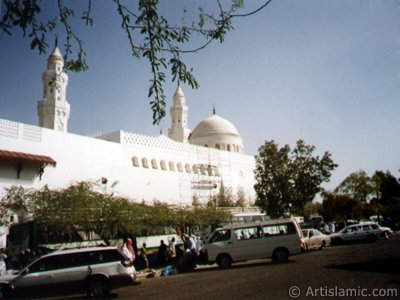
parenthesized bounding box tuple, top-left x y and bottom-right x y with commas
(54, 236, 400, 299)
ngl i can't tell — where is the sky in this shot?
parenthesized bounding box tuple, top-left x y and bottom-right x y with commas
(0, 0, 399, 192)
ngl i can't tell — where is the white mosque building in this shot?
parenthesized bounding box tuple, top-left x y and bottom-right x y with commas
(0, 46, 256, 205)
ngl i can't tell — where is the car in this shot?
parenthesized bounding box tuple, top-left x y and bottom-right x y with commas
(0, 246, 136, 299)
(206, 219, 303, 268)
(330, 222, 392, 246)
(301, 229, 331, 251)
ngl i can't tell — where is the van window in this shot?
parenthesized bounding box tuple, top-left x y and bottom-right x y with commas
(210, 229, 231, 243)
(262, 222, 296, 237)
(234, 226, 261, 240)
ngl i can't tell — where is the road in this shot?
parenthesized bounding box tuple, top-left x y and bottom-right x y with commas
(61, 236, 400, 300)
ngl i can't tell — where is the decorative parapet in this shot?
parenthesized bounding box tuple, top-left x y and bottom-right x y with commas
(122, 131, 224, 157)
(0, 118, 42, 143)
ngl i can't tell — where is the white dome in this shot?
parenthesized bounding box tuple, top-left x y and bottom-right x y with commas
(189, 114, 243, 153)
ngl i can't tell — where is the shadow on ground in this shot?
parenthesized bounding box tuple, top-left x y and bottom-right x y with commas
(327, 257, 400, 275)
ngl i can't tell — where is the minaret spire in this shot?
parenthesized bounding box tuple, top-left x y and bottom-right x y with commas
(168, 85, 190, 143)
(37, 40, 70, 132)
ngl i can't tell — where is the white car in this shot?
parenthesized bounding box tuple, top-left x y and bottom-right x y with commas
(301, 229, 331, 251)
(0, 246, 136, 298)
(330, 222, 391, 245)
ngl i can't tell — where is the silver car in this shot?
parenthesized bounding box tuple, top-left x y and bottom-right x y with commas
(0, 246, 136, 298)
(330, 222, 391, 245)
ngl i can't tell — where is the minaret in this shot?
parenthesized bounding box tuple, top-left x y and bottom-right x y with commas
(168, 85, 190, 143)
(37, 44, 70, 132)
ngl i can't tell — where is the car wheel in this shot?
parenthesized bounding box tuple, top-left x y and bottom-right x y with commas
(319, 241, 326, 250)
(272, 248, 288, 263)
(366, 234, 377, 243)
(1, 284, 14, 299)
(87, 277, 110, 299)
(217, 254, 232, 269)
(331, 238, 342, 246)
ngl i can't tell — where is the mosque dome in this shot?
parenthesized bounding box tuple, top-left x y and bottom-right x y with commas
(189, 114, 243, 153)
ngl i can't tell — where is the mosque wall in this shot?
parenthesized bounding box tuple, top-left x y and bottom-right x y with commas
(0, 118, 256, 205)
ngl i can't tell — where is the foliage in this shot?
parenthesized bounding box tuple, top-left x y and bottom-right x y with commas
(334, 170, 375, 203)
(303, 201, 322, 221)
(254, 139, 337, 218)
(320, 191, 363, 222)
(372, 170, 400, 229)
(0, 186, 34, 225)
(207, 181, 234, 207)
(235, 186, 247, 207)
(0, 0, 273, 124)
(0, 181, 231, 241)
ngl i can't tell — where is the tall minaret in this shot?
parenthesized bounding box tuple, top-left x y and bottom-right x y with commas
(37, 44, 70, 132)
(168, 85, 190, 143)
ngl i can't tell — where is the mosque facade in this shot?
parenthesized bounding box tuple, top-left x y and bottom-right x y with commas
(0, 47, 256, 205)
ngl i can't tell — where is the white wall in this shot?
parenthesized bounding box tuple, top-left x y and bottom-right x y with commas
(0, 118, 256, 205)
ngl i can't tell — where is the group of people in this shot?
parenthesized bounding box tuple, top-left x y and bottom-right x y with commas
(156, 233, 205, 271)
(120, 232, 206, 274)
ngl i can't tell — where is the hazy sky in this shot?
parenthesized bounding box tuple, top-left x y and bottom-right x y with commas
(0, 1, 399, 191)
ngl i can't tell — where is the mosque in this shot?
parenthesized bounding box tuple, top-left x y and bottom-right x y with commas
(0, 46, 256, 205)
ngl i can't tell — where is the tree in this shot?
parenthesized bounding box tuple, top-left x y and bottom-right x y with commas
(235, 186, 247, 207)
(0, 0, 273, 124)
(372, 170, 400, 229)
(207, 181, 234, 208)
(320, 191, 363, 222)
(1, 181, 232, 241)
(254, 139, 337, 218)
(334, 170, 374, 203)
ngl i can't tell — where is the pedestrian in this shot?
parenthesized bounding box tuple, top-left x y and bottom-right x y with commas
(157, 240, 168, 267)
(195, 237, 204, 256)
(122, 238, 136, 265)
(140, 242, 149, 270)
(0, 248, 7, 275)
(168, 237, 176, 264)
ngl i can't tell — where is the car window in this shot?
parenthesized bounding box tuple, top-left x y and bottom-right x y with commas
(370, 224, 379, 229)
(262, 222, 296, 237)
(210, 229, 231, 243)
(28, 256, 58, 273)
(234, 226, 261, 240)
(313, 230, 321, 236)
(362, 225, 371, 230)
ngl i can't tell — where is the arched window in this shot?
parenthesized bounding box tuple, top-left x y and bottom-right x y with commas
(177, 162, 183, 172)
(142, 158, 149, 168)
(132, 156, 139, 167)
(160, 160, 167, 170)
(200, 165, 206, 175)
(151, 159, 158, 169)
(185, 163, 191, 173)
(227, 144, 231, 152)
(193, 165, 199, 174)
(169, 161, 175, 171)
(215, 144, 220, 149)
(207, 165, 213, 176)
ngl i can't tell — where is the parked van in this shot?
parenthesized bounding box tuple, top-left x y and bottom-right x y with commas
(205, 219, 302, 268)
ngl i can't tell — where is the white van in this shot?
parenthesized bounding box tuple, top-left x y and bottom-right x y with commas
(205, 219, 302, 268)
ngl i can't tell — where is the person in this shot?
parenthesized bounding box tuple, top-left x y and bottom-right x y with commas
(195, 237, 204, 256)
(168, 237, 176, 264)
(329, 222, 336, 233)
(122, 238, 136, 265)
(0, 248, 7, 275)
(157, 240, 168, 267)
(140, 243, 149, 270)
